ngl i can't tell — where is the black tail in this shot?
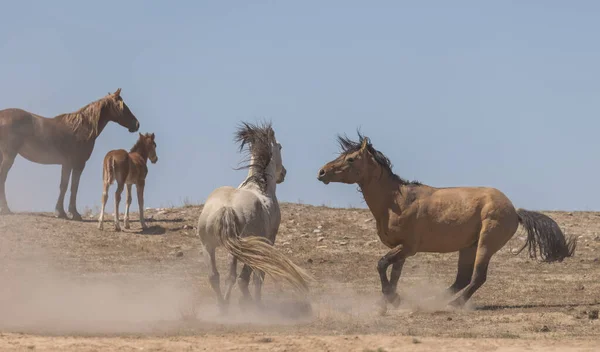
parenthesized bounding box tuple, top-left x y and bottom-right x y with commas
(516, 209, 576, 262)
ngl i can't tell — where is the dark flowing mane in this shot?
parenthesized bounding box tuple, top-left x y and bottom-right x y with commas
(234, 121, 276, 191)
(56, 94, 119, 141)
(337, 131, 421, 186)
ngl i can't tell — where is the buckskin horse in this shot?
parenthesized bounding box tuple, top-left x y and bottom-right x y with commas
(317, 132, 576, 314)
(0, 89, 140, 219)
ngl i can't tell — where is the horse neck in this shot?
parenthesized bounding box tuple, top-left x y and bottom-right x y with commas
(130, 144, 149, 162)
(358, 170, 403, 220)
(95, 114, 111, 137)
(239, 155, 278, 199)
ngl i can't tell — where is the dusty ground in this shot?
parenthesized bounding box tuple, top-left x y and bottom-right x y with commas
(1, 203, 599, 351)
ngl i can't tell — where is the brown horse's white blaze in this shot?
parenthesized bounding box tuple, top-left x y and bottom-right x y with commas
(0, 88, 140, 219)
(317, 132, 576, 313)
(98, 133, 158, 231)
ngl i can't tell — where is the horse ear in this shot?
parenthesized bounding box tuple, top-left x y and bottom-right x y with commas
(150, 133, 155, 140)
(360, 137, 370, 152)
(114, 88, 122, 97)
(139, 132, 143, 138)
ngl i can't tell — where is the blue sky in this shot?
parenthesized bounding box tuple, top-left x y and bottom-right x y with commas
(1, 1, 600, 212)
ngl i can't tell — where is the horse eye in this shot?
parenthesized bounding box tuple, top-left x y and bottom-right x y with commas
(347, 157, 354, 163)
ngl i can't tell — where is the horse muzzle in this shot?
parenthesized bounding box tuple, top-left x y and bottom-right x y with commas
(129, 120, 140, 133)
(317, 169, 330, 184)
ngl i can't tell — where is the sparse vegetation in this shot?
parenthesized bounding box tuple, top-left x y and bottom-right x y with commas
(0, 204, 599, 351)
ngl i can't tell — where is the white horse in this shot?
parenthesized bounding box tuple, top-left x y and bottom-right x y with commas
(197, 122, 312, 312)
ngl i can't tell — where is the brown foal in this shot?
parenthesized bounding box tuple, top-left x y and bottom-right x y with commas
(98, 133, 158, 231)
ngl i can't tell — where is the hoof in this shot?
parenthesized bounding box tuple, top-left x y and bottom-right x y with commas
(388, 293, 402, 308)
(376, 296, 388, 316)
(70, 212, 83, 221)
(55, 210, 68, 219)
(124, 223, 130, 230)
(217, 303, 229, 316)
(98, 223, 104, 230)
(447, 297, 466, 309)
(115, 226, 122, 232)
(239, 296, 254, 311)
(0, 208, 13, 215)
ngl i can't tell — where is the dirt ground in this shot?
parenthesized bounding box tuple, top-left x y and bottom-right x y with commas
(1, 203, 599, 351)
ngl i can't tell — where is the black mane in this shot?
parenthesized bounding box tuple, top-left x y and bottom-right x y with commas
(234, 121, 276, 191)
(337, 130, 421, 186)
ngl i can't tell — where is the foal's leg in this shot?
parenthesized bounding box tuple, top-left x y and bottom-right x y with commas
(124, 184, 132, 230)
(54, 165, 71, 219)
(136, 181, 147, 230)
(113, 181, 124, 231)
(98, 181, 110, 230)
(446, 242, 477, 295)
(203, 245, 226, 312)
(223, 254, 237, 304)
(68, 165, 84, 221)
(0, 151, 16, 215)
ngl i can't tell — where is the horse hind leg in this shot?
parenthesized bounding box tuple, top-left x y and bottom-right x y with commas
(446, 242, 477, 296)
(203, 245, 226, 313)
(237, 264, 253, 309)
(98, 181, 110, 230)
(223, 254, 237, 304)
(253, 269, 266, 309)
(124, 184, 132, 229)
(113, 181, 124, 231)
(448, 220, 509, 308)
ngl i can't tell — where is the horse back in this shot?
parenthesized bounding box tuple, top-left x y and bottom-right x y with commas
(0, 109, 36, 138)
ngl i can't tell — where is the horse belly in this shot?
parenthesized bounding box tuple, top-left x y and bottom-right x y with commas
(417, 222, 480, 253)
(18, 138, 65, 164)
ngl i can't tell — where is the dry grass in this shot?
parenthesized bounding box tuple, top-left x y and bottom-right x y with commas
(0, 203, 599, 351)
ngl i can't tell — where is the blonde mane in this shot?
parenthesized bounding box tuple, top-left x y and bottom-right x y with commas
(58, 94, 119, 141)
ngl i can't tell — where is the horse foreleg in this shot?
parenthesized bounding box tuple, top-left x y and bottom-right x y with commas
(0, 152, 15, 215)
(136, 181, 147, 230)
(113, 182, 124, 231)
(387, 260, 405, 307)
(55, 165, 71, 219)
(377, 244, 414, 314)
(223, 254, 237, 304)
(124, 184, 132, 229)
(68, 166, 84, 221)
(98, 181, 110, 230)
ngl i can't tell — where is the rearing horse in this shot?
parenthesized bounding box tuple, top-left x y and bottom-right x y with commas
(317, 132, 576, 313)
(0, 89, 140, 219)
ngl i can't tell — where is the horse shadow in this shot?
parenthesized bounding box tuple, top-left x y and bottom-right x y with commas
(475, 302, 598, 311)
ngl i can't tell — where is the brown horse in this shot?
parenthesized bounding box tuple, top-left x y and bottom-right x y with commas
(98, 133, 158, 232)
(0, 88, 140, 219)
(317, 132, 576, 313)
